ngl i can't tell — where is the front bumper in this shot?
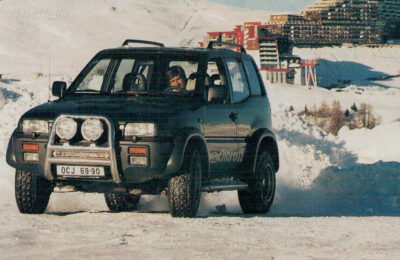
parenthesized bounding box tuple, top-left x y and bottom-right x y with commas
(7, 116, 178, 184)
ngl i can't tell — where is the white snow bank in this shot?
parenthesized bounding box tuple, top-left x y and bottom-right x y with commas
(272, 161, 400, 216)
(338, 122, 400, 163)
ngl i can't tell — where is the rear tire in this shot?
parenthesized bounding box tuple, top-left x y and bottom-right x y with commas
(168, 148, 202, 218)
(238, 150, 276, 214)
(15, 170, 52, 214)
(104, 193, 141, 212)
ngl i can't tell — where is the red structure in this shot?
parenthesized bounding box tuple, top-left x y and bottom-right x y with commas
(200, 22, 263, 51)
(301, 59, 319, 88)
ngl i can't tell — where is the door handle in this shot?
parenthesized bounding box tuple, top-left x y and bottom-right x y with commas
(229, 111, 238, 121)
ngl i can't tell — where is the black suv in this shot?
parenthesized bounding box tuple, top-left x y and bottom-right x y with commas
(7, 40, 279, 217)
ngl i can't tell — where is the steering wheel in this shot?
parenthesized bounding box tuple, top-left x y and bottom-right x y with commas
(163, 86, 188, 92)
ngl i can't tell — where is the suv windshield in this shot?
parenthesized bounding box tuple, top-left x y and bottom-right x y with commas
(68, 54, 204, 96)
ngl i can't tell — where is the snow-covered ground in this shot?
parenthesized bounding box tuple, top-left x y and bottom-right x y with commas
(1, 0, 400, 259)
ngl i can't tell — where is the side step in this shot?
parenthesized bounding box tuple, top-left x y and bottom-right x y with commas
(201, 179, 248, 192)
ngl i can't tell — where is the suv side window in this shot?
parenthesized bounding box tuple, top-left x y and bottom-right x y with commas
(225, 59, 250, 103)
(243, 59, 263, 96)
(207, 59, 230, 103)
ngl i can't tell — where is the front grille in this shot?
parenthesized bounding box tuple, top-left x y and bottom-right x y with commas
(51, 150, 111, 160)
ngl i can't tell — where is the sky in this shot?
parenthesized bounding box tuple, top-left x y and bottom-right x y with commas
(209, 0, 318, 12)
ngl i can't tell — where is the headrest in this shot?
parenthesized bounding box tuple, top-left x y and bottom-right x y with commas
(122, 73, 146, 91)
(208, 85, 227, 103)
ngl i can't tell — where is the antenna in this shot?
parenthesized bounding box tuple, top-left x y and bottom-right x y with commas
(48, 46, 51, 103)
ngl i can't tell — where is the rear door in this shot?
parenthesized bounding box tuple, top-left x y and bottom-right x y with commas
(201, 58, 239, 176)
(224, 58, 253, 175)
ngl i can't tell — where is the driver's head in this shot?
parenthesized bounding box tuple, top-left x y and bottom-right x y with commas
(166, 66, 186, 89)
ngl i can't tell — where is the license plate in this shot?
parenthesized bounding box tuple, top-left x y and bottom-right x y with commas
(56, 165, 105, 177)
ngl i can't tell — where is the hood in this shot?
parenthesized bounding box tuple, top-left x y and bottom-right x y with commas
(22, 95, 203, 122)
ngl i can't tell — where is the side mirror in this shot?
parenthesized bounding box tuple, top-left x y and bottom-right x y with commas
(52, 81, 67, 98)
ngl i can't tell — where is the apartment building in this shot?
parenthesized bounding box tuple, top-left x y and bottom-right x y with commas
(268, 0, 400, 47)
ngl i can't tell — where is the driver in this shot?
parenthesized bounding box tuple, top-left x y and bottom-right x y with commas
(166, 65, 186, 91)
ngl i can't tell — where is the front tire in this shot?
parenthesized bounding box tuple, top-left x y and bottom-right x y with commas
(15, 170, 52, 214)
(104, 193, 141, 211)
(168, 148, 202, 218)
(238, 150, 276, 214)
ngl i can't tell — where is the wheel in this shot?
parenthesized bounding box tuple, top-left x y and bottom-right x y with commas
(168, 147, 202, 218)
(104, 193, 141, 211)
(15, 170, 52, 214)
(238, 150, 276, 214)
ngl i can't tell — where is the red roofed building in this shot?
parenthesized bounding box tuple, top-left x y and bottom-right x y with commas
(201, 21, 310, 85)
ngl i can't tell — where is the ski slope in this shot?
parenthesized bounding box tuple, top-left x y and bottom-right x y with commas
(1, 0, 400, 258)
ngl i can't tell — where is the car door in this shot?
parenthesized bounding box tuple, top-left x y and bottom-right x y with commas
(201, 58, 239, 176)
(224, 58, 254, 176)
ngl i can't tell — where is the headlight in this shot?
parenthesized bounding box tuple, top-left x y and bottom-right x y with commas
(125, 123, 155, 137)
(55, 117, 77, 140)
(81, 118, 104, 141)
(22, 120, 49, 134)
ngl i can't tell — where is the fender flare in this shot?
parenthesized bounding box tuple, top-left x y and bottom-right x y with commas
(163, 127, 210, 177)
(6, 129, 17, 168)
(243, 128, 279, 174)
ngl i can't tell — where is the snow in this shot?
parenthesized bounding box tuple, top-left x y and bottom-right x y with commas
(1, 0, 400, 258)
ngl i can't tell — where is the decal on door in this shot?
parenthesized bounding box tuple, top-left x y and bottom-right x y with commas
(209, 150, 243, 163)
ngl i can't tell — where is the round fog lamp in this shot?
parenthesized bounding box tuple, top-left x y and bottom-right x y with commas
(55, 117, 77, 140)
(81, 118, 104, 141)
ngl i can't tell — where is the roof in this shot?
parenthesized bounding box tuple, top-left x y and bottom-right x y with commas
(95, 46, 246, 59)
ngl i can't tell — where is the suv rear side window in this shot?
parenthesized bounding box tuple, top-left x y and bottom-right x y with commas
(226, 59, 250, 103)
(243, 59, 263, 96)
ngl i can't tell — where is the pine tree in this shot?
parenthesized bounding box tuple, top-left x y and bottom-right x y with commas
(358, 103, 378, 129)
(329, 100, 344, 135)
(318, 101, 330, 118)
(345, 109, 350, 118)
(351, 102, 358, 112)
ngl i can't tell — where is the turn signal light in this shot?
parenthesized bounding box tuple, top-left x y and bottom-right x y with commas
(22, 143, 39, 151)
(129, 147, 147, 155)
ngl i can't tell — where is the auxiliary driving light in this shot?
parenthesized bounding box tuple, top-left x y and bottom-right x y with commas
(55, 117, 77, 140)
(81, 118, 104, 142)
